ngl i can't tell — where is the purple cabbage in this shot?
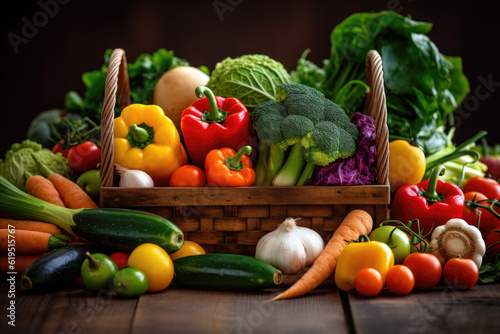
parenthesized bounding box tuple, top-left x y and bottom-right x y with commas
(307, 112, 377, 186)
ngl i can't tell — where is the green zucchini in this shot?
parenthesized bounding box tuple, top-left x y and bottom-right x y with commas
(0, 176, 183, 253)
(173, 254, 283, 291)
(20, 244, 106, 292)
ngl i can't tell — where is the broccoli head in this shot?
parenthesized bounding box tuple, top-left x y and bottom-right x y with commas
(275, 83, 325, 102)
(323, 99, 359, 143)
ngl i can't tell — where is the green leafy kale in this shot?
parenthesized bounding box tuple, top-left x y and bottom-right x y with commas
(291, 11, 470, 155)
(66, 49, 190, 122)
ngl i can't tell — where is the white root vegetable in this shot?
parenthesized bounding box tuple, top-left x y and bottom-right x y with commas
(153, 66, 209, 133)
(115, 164, 155, 188)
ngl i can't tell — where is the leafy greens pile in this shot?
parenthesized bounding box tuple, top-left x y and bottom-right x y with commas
(66, 49, 195, 122)
(292, 11, 470, 155)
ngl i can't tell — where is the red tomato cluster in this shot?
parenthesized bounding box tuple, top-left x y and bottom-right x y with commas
(354, 252, 480, 297)
(53, 140, 101, 173)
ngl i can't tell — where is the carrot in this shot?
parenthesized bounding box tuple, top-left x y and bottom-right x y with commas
(0, 254, 43, 275)
(25, 172, 66, 207)
(0, 229, 71, 255)
(271, 210, 374, 301)
(48, 173, 99, 209)
(0, 218, 62, 235)
(31, 153, 99, 209)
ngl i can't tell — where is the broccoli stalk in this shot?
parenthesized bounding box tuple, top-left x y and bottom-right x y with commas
(272, 143, 306, 186)
(254, 143, 286, 186)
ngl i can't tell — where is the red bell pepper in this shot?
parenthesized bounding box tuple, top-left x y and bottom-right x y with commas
(390, 165, 465, 235)
(180, 86, 257, 169)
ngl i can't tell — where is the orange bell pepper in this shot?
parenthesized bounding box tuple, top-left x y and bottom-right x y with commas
(205, 146, 255, 187)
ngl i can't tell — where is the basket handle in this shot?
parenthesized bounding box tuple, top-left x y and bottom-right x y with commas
(100, 48, 131, 187)
(365, 50, 389, 186)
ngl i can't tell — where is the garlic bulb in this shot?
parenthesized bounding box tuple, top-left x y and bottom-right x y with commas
(115, 164, 155, 187)
(255, 217, 325, 274)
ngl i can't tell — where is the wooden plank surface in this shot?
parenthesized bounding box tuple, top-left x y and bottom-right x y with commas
(100, 185, 390, 207)
(0, 283, 137, 334)
(346, 283, 500, 334)
(131, 287, 348, 334)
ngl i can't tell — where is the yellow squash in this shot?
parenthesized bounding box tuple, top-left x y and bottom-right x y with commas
(113, 104, 187, 186)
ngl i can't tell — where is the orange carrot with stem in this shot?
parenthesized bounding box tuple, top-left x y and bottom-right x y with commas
(25, 171, 66, 207)
(271, 210, 373, 301)
(0, 229, 71, 255)
(0, 254, 43, 275)
(0, 218, 62, 235)
(31, 154, 98, 209)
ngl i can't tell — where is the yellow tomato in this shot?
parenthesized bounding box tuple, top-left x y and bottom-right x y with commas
(169, 241, 206, 261)
(389, 140, 426, 192)
(127, 243, 174, 292)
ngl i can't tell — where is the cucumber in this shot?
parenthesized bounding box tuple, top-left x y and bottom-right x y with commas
(0, 176, 184, 253)
(173, 254, 283, 291)
(71, 208, 184, 253)
(20, 244, 106, 292)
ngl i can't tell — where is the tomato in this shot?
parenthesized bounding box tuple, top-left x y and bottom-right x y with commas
(169, 165, 206, 187)
(485, 227, 500, 258)
(81, 253, 119, 291)
(169, 241, 206, 261)
(402, 252, 442, 290)
(385, 265, 415, 295)
(52, 140, 71, 157)
(443, 257, 479, 290)
(369, 226, 411, 264)
(67, 141, 101, 173)
(127, 243, 174, 292)
(463, 177, 500, 200)
(109, 252, 130, 269)
(388, 139, 426, 192)
(354, 268, 384, 297)
(113, 267, 148, 297)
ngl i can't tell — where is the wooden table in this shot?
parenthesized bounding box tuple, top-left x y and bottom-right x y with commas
(2, 280, 500, 334)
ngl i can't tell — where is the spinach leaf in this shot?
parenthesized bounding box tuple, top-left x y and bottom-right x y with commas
(292, 11, 469, 154)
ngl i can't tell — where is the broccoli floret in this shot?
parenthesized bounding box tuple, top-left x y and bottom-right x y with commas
(275, 83, 325, 102)
(255, 113, 284, 146)
(252, 99, 287, 124)
(282, 94, 325, 124)
(337, 127, 357, 159)
(323, 99, 359, 143)
(280, 115, 315, 150)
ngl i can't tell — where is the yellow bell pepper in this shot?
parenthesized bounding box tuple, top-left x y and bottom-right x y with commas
(113, 104, 188, 186)
(334, 235, 394, 291)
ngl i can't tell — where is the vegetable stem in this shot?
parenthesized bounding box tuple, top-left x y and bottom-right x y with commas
(129, 124, 150, 143)
(225, 146, 252, 172)
(272, 143, 305, 186)
(421, 165, 446, 203)
(196, 86, 228, 123)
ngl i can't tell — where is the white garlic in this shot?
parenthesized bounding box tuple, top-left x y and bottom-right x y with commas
(115, 164, 155, 187)
(255, 217, 325, 274)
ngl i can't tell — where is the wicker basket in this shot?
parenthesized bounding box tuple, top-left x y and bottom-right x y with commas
(99, 49, 390, 255)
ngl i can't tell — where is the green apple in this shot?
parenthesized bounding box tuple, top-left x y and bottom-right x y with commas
(369, 226, 411, 264)
(76, 169, 101, 201)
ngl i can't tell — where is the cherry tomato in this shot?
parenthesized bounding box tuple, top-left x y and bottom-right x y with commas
(67, 141, 101, 173)
(354, 268, 384, 297)
(169, 241, 206, 261)
(109, 252, 130, 269)
(169, 165, 206, 187)
(113, 267, 148, 297)
(463, 177, 500, 200)
(369, 226, 411, 264)
(385, 265, 415, 295)
(443, 257, 479, 290)
(402, 252, 442, 290)
(485, 227, 500, 258)
(127, 243, 174, 292)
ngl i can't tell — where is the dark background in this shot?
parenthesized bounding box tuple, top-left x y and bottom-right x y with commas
(1, 0, 499, 157)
